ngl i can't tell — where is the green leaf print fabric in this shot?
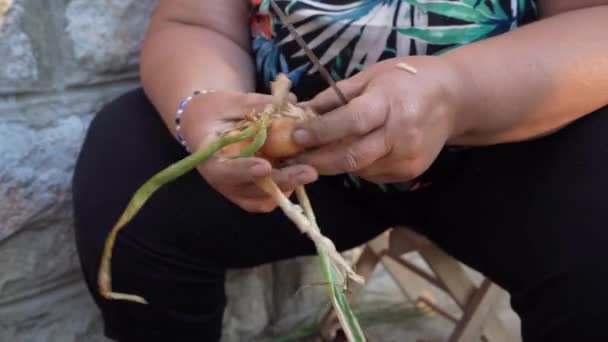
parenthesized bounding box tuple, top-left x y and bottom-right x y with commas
(250, 0, 537, 191)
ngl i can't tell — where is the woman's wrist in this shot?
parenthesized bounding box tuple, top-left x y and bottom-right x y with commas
(393, 55, 478, 146)
(174, 89, 218, 151)
(179, 90, 264, 153)
(178, 90, 231, 152)
(436, 54, 480, 146)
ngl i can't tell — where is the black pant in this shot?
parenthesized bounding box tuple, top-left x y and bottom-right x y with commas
(72, 89, 608, 341)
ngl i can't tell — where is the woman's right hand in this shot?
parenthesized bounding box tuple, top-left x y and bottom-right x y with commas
(180, 90, 318, 213)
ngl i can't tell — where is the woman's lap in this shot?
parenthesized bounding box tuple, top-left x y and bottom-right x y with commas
(417, 105, 608, 340)
(72, 89, 398, 341)
(73, 88, 608, 341)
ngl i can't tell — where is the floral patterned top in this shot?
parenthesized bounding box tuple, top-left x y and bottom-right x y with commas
(250, 0, 537, 191)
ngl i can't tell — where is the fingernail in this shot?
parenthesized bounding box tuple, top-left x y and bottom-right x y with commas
(297, 171, 317, 184)
(250, 163, 270, 176)
(293, 129, 310, 145)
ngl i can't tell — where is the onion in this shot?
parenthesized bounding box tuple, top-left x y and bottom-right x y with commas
(260, 117, 303, 159)
(220, 104, 312, 159)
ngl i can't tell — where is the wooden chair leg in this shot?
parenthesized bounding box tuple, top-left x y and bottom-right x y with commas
(417, 247, 513, 342)
(379, 253, 437, 303)
(319, 231, 426, 339)
(372, 231, 431, 302)
(416, 244, 476, 308)
(448, 279, 507, 342)
(390, 229, 514, 342)
(321, 229, 516, 342)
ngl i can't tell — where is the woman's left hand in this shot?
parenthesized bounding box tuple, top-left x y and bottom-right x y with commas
(292, 56, 470, 183)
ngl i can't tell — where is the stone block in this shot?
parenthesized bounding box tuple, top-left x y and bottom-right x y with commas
(0, 115, 109, 342)
(0, 0, 38, 92)
(63, 0, 158, 85)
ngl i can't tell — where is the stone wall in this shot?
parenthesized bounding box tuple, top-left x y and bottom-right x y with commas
(1, 1, 154, 341)
(0, 1, 332, 341)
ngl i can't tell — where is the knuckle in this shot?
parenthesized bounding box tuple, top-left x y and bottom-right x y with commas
(398, 99, 420, 123)
(337, 79, 361, 96)
(335, 80, 349, 92)
(398, 114, 416, 131)
(407, 130, 424, 154)
(349, 109, 368, 135)
(344, 77, 365, 93)
(341, 148, 362, 173)
(382, 133, 394, 156)
(353, 95, 375, 114)
(309, 119, 328, 142)
(358, 94, 387, 120)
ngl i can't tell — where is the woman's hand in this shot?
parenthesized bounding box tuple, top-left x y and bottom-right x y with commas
(181, 91, 318, 213)
(292, 56, 469, 183)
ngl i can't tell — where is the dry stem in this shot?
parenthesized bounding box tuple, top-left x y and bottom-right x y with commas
(295, 186, 362, 342)
(255, 177, 364, 285)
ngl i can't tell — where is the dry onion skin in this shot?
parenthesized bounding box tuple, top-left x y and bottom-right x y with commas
(220, 101, 314, 162)
(260, 117, 302, 158)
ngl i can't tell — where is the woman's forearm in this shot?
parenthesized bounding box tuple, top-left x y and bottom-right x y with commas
(445, 6, 608, 145)
(140, 5, 255, 135)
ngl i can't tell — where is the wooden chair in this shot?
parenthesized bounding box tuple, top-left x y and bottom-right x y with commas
(320, 228, 516, 342)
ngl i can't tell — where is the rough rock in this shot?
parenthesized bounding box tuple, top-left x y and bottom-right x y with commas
(0, 116, 104, 342)
(0, 0, 157, 340)
(0, 0, 37, 87)
(64, 0, 158, 85)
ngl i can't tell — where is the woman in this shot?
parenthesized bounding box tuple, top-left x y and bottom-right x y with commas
(72, 0, 608, 341)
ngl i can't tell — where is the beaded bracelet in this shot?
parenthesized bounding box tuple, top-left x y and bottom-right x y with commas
(174, 89, 216, 151)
